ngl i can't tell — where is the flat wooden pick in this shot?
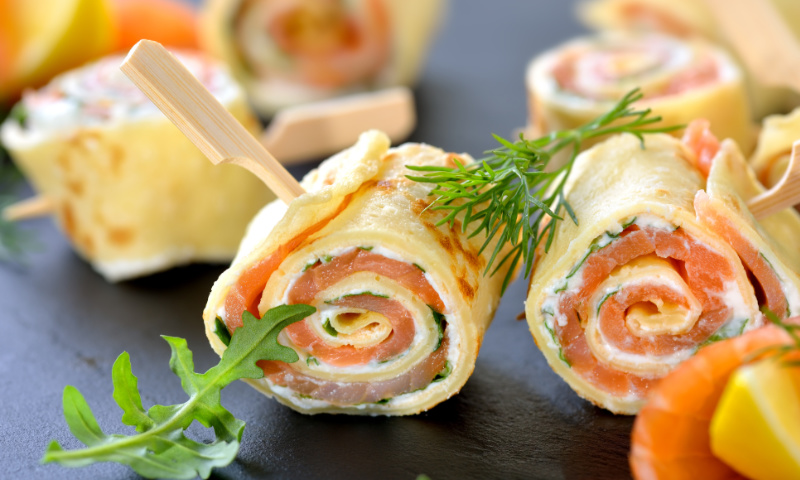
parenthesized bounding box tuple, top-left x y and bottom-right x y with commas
(263, 87, 414, 165)
(2, 195, 53, 221)
(748, 140, 800, 219)
(702, 0, 800, 93)
(120, 40, 304, 204)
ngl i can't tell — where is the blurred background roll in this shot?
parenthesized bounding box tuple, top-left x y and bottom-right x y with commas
(200, 0, 446, 116)
(526, 32, 755, 156)
(577, 0, 800, 117)
(0, 51, 275, 281)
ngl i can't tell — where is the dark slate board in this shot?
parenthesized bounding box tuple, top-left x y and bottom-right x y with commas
(0, 1, 635, 479)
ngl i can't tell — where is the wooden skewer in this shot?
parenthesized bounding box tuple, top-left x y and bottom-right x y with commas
(748, 141, 800, 219)
(2, 195, 53, 221)
(264, 87, 414, 165)
(702, 0, 800, 93)
(120, 40, 305, 204)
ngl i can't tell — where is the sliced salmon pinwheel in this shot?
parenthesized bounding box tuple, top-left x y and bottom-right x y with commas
(524, 132, 770, 414)
(0, 51, 273, 281)
(200, 0, 445, 115)
(203, 131, 514, 415)
(525, 32, 755, 157)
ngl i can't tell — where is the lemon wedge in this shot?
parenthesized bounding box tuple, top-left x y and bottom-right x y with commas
(2, 0, 114, 102)
(710, 357, 800, 479)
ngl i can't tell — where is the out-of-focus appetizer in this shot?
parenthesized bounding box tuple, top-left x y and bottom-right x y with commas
(200, 0, 445, 116)
(578, 0, 800, 45)
(0, 0, 115, 107)
(0, 52, 275, 281)
(577, 0, 800, 117)
(526, 32, 755, 155)
(524, 122, 800, 414)
(204, 130, 513, 415)
(110, 0, 199, 53)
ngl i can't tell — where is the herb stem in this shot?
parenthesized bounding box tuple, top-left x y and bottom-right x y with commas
(406, 88, 682, 290)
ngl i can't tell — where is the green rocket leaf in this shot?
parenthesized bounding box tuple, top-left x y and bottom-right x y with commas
(42, 304, 315, 479)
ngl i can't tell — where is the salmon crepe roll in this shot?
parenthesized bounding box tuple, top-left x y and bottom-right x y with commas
(526, 32, 755, 156)
(525, 133, 763, 414)
(577, 0, 800, 117)
(0, 52, 274, 281)
(200, 0, 445, 116)
(203, 131, 513, 415)
(695, 138, 800, 319)
(750, 107, 800, 190)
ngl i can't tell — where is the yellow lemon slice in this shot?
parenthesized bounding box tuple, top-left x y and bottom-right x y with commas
(2, 0, 114, 101)
(710, 357, 800, 480)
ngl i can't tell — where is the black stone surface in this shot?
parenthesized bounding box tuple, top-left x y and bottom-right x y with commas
(0, 1, 635, 479)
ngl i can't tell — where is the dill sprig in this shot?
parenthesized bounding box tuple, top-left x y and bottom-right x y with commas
(406, 89, 683, 291)
(758, 308, 800, 367)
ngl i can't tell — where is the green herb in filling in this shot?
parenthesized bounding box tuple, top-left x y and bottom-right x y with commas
(302, 260, 318, 272)
(214, 316, 232, 347)
(413, 263, 426, 273)
(700, 319, 749, 348)
(433, 361, 452, 382)
(430, 307, 445, 351)
(544, 320, 571, 368)
(324, 291, 390, 304)
(596, 287, 620, 315)
(322, 254, 334, 263)
(563, 218, 642, 282)
(306, 356, 319, 366)
(374, 398, 391, 404)
(358, 246, 374, 251)
(322, 320, 338, 337)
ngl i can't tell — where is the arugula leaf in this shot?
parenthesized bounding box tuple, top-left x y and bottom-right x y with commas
(42, 304, 315, 479)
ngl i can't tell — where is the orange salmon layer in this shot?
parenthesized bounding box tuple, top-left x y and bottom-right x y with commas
(630, 322, 797, 479)
(555, 225, 742, 399)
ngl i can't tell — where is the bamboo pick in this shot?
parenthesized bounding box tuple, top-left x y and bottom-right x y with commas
(748, 141, 800, 219)
(2, 195, 53, 221)
(264, 87, 414, 165)
(702, 0, 800, 92)
(120, 40, 305, 204)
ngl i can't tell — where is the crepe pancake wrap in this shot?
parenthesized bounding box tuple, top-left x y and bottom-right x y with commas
(200, 0, 445, 116)
(526, 32, 754, 156)
(750, 107, 800, 190)
(203, 130, 512, 415)
(577, 0, 800, 117)
(523, 132, 791, 414)
(0, 52, 274, 281)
